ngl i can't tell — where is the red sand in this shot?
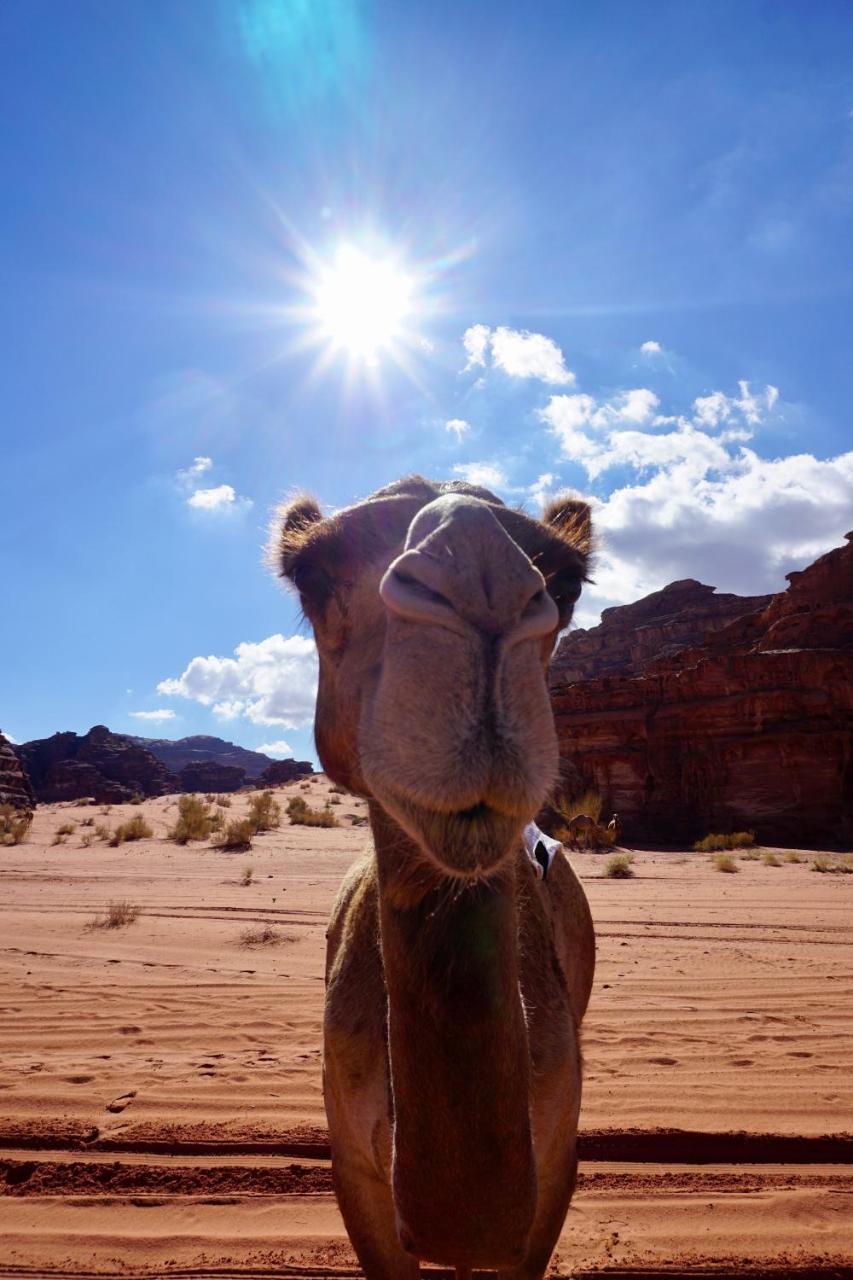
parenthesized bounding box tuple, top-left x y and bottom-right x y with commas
(1, 778, 851, 1276)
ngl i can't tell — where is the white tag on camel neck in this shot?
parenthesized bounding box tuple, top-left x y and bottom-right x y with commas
(523, 822, 562, 881)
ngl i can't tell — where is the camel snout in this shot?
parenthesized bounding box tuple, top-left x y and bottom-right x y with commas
(380, 494, 557, 641)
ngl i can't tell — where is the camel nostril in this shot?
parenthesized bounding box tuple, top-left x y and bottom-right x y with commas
(392, 569, 452, 611)
(522, 588, 546, 618)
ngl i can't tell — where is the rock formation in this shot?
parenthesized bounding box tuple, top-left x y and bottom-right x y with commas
(130, 734, 274, 780)
(176, 761, 246, 793)
(550, 534, 853, 847)
(254, 758, 314, 788)
(16, 726, 179, 805)
(0, 733, 35, 810)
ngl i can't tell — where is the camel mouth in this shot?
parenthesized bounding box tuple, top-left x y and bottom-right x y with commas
(375, 786, 523, 877)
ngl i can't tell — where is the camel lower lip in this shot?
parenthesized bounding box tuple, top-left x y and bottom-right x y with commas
(374, 785, 521, 874)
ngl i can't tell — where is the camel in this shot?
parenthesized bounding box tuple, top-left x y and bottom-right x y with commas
(271, 476, 595, 1280)
(561, 812, 598, 849)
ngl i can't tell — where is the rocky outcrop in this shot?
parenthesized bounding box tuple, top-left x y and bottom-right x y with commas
(16, 726, 179, 804)
(255, 758, 314, 788)
(130, 734, 274, 780)
(0, 733, 35, 810)
(550, 535, 853, 847)
(177, 761, 246, 794)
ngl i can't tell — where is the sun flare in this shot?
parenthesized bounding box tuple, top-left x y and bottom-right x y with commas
(311, 244, 413, 362)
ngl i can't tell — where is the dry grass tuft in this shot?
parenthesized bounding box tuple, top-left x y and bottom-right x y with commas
(239, 923, 288, 947)
(240, 865, 254, 886)
(169, 795, 215, 844)
(762, 851, 781, 867)
(0, 804, 32, 846)
(711, 853, 739, 873)
(89, 900, 141, 929)
(286, 796, 339, 828)
(554, 789, 604, 824)
(214, 818, 255, 851)
(694, 831, 755, 852)
(247, 791, 281, 833)
(57, 822, 76, 836)
(784, 850, 805, 863)
(603, 853, 634, 879)
(812, 854, 853, 874)
(216, 796, 231, 808)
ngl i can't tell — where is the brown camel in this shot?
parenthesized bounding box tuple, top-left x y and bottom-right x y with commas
(271, 476, 595, 1280)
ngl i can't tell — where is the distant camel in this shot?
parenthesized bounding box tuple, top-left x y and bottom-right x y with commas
(272, 476, 595, 1280)
(562, 812, 598, 848)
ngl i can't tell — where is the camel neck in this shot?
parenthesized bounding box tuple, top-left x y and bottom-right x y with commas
(369, 803, 537, 1268)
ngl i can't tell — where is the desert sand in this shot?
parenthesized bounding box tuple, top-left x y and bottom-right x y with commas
(1, 778, 851, 1277)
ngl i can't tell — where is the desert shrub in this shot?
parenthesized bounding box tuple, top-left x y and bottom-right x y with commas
(208, 809, 225, 833)
(329, 784, 346, 794)
(712, 853, 739, 873)
(117, 813, 152, 842)
(762, 851, 781, 867)
(240, 924, 284, 947)
(51, 833, 66, 846)
(94, 823, 110, 841)
(554, 789, 603, 825)
(0, 804, 32, 846)
(694, 831, 755, 852)
(603, 853, 634, 879)
(80, 816, 94, 827)
(240, 865, 254, 886)
(812, 854, 853, 874)
(784, 850, 805, 863)
(205, 793, 216, 803)
(738, 849, 761, 861)
(57, 822, 75, 836)
(350, 814, 368, 827)
(81, 834, 93, 848)
(100, 805, 112, 815)
(169, 794, 214, 844)
(330, 795, 341, 805)
(216, 796, 231, 808)
(90, 900, 140, 929)
(287, 795, 338, 828)
(130, 792, 144, 805)
(214, 818, 255, 851)
(248, 791, 281, 832)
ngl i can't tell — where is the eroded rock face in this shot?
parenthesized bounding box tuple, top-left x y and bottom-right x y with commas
(130, 734, 274, 780)
(16, 726, 179, 804)
(177, 761, 246, 794)
(550, 535, 853, 847)
(0, 733, 35, 810)
(255, 758, 314, 788)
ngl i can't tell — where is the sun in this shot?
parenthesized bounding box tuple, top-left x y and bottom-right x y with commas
(311, 244, 414, 362)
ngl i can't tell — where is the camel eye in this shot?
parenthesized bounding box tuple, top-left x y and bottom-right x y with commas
(546, 575, 582, 619)
(291, 559, 333, 609)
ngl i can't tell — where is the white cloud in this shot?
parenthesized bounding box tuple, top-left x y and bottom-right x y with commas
(187, 483, 252, 512)
(189, 455, 212, 474)
(461, 324, 574, 385)
(445, 417, 471, 438)
(489, 327, 575, 385)
(176, 455, 214, 487)
(129, 709, 177, 723)
(693, 380, 779, 429)
(256, 739, 295, 758)
(462, 323, 491, 369)
(527, 472, 559, 509)
(158, 634, 318, 729)
(640, 340, 662, 355)
(612, 387, 659, 423)
(452, 461, 510, 491)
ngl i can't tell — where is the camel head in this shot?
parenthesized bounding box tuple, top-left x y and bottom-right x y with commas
(272, 476, 590, 878)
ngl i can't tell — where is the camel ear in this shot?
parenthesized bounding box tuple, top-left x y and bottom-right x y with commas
(270, 494, 324, 580)
(542, 493, 592, 558)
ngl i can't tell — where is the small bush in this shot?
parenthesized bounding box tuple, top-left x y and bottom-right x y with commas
(208, 809, 225, 832)
(117, 813, 152, 843)
(80, 816, 95, 827)
(240, 924, 283, 947)
(169, 794, 214, 844)
(100, 805, 112, 815)
(94, 823, 111, 841)
(248, 790, 281, 833)
(812, 854, 853, 875)
(57, 822, 75, 836)
(205, 793, 216, 803)
(329, 795, 341, 805)
(216, 796, 231, 808)
(712, 853, 739, 873)
(694, 831, 755, 852)
(90, 900, 140, 929)
(240, 865, 254, 886)
(130, 792, 144, 805)
(603, 853, 634, 879)
(555, 789, 603, 825)
(762, 851, 781, 867)
(214, 818, 255, 851)
(0, 804, 32, 846)
(52, 833, 66, 846)
(81, 834, 93, 848)
(286, 795, 338, 828)
(784, 850, 805, 863)
(738, 849, 761, 861)
(350, 814, 369, 827)
(329, 784, 346, 794)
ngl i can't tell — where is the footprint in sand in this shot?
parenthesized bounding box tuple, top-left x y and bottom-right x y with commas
(730, 1059, 754, 1067)
(106, 1090, 136, 1113)
(118, 1025, 141, 1035)
(648, 1056, 678, 1066)
(65, 1075, 95, 1084)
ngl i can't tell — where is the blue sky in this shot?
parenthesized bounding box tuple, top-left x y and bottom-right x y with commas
(2, 0, 852, 765)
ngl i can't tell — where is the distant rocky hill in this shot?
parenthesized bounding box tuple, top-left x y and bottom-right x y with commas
(129, 734, 276, 780)
(17, 725, 179, 805)
(550, 533, 853, 847)
(1, 732, 35, 810)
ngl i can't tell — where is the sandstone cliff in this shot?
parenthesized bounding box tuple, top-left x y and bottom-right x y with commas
(255, 758, 314, 788)
(0, 733, 35, 810)
(177, 761, 247, 794)
(550, 534, 853, 847)
(17, 726, 179, 805)
(130, 734, 274, 780)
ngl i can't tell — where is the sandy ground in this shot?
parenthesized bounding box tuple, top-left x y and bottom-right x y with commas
(1, 778, 851, 1277)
